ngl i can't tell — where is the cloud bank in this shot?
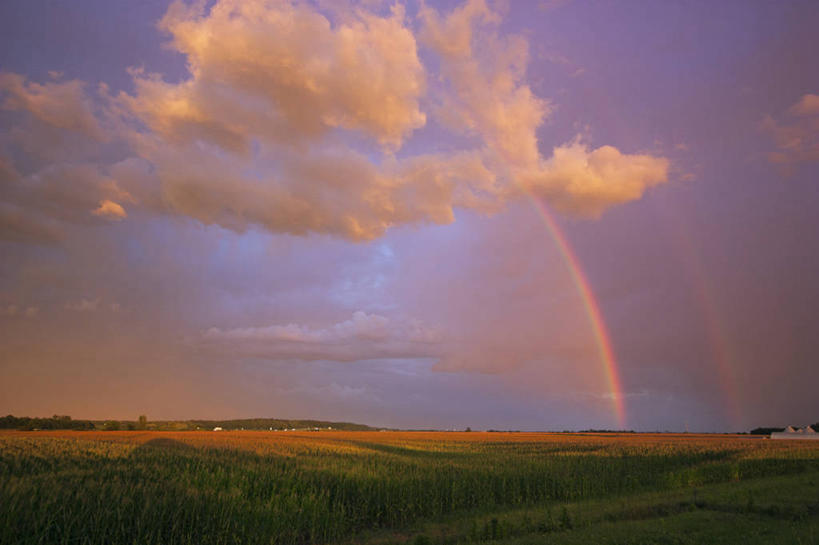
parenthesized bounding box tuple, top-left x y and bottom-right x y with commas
(1, 0, 669, 243)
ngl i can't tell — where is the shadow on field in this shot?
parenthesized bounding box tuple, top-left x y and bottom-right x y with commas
(347, 440, 609, 460)
(348, 441, 466, 459)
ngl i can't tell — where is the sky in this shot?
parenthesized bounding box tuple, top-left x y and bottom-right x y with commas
(1, 0, 818, 432)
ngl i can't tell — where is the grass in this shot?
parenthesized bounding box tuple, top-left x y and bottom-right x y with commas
(383, 470, 819, 545)
(0, 430, 817, 544)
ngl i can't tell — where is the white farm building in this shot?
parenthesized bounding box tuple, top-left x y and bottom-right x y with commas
(770, 426, 819, 440)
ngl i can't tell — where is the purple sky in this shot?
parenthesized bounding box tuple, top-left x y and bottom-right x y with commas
(1, 0, 818, 432)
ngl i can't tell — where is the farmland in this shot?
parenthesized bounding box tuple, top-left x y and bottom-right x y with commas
(1, 431, 818, 544)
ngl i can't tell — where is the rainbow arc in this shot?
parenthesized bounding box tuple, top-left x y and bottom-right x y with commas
(528, 199, 627, 428)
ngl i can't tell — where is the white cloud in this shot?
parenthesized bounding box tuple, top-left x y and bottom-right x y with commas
(92, 199, 127, 220)
(203, 311, 442, 362)
(419, 1, 667, 215)
(112, 0, 666, 239)
(419, 0, 548, 167)
(0, 0, 670, 242)
(123, 0, 425, 152)
(522, 139, 670, 217)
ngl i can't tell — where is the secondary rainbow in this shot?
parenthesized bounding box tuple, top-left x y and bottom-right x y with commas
(528, 198, 627, 428)
(659, 201, 742, 427)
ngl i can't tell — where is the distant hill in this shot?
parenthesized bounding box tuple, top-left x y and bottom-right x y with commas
(169, 418, 377, 432)
(0, 414, 378, 432)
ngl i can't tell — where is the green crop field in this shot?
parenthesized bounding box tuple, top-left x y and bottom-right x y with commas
(1, 431, 817, 544)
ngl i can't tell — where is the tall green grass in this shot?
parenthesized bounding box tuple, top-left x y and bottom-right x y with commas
(1, 434, 817, 544)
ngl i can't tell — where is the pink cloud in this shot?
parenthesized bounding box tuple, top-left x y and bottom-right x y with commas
(764, 93, 819, 166)
(92, 199, 127, 220)
(0, 72, 104, 140)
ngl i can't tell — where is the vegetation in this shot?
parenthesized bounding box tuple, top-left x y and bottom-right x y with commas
(180, 418, 375, 432)
(0, 415, 376, 432)
(750, 423, 818, 435)
(0, 431, 817, 544)
(0, 414, 94, 431)
(750, 427, 786, 435)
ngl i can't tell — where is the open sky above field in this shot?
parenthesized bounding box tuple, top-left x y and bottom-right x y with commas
(1, 0, 818, 432)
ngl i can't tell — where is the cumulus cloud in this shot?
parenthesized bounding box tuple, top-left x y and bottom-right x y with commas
(419, 0, 667, 214)
(763, 93, 819, 166)
(0, 72, 104, 140)
(0, 74, 134, 237)
(522, 140, 670, 217)
(0, 0, 669, 242)
(122, 0, 425, 152)
(136, 142, 466, 239)
(1, 162, 135, 230)
(202, 311, 442, 362)
(419, 0, 548, 167)
(92, 199, 127, 220)
(789, 94, 819, 117)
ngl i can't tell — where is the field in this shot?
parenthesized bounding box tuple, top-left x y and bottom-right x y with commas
(1, 431, 818, 544)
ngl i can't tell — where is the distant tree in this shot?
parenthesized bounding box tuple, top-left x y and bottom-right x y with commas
(465, 427, 472, 432)
(749, 427, 785, 435)
(137, 415, 148, 430)
(102, 421, 120, 431)
(0, 414, 93, 430)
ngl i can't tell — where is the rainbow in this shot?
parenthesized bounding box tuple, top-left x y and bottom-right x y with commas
(528, 198, 627, 428)
(658, 201, 741, 427)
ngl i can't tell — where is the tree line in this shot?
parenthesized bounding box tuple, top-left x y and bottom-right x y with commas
(0, 415, 375, 432)
(0, 415, 95, 431)
(0, 414, 149, 431)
